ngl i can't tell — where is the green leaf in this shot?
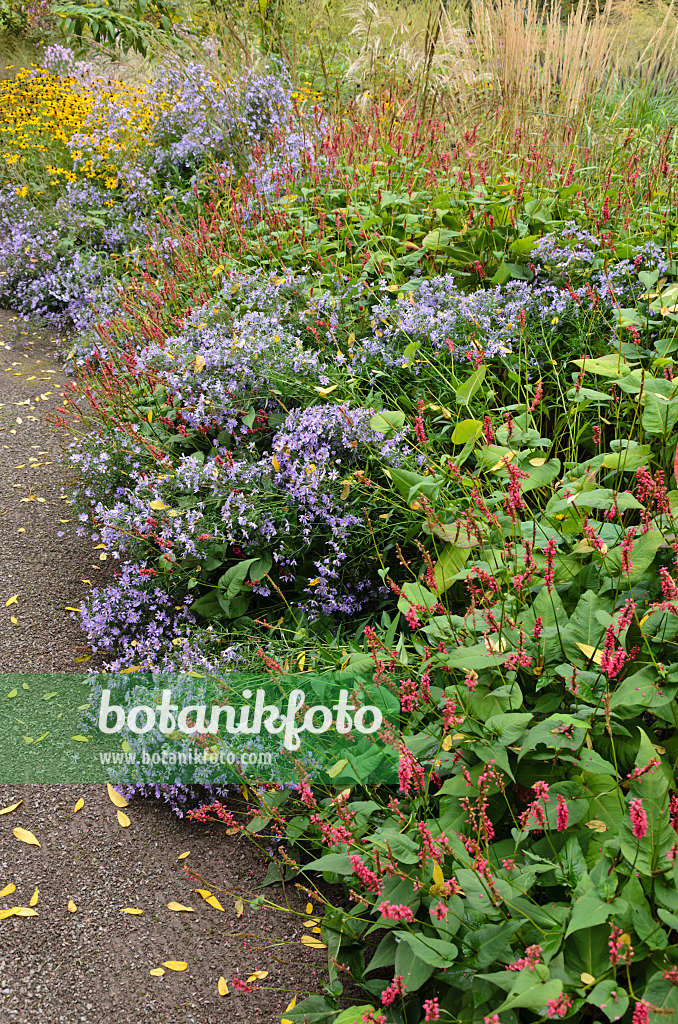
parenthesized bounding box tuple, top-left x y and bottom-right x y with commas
(451, 419, 482, 444)
(370, 410, 406, 433)
(456, 365, 487, 406)
(387, 467, 440, 502)
(218, 558, 259, 599)
(433, 544, 470, 592)
(605, 527, 664, 583)
(393, 931, 458, 967)
(587, 980, 629, 1021)
(303, 853, 354, 874)
(333, 1009, 377, 1024)
(484, 712, 533, 745)
(566, 887, 616, 936)
(571, 353, 633, 377)
(495, 971, 563, 1013)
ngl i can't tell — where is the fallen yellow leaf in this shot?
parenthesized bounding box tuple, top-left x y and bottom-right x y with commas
(162, 961, 188, 971)
(120, 908, 143, 915)
(106, 784, 128, 808)
(117, 810, 131, 828)
(13, 827, 40, 847)
(305, 903, 314, 915)
(149, 500, 168, 511)
(0, 884, 16, 898)
(194, 354, 206, 373)
(247, 970, 269, 981)
(300, 935, 327, 948)
(5, 594, 17, 607)
(29, 888, 38, 907)
(0, 908, 16, 920)
(441, 735, 453, 751)
(149, 968, 165, 977)
(177, 851, 190, 861)
(195, 888, 211, 898)
(234, 899, 244, 917)
(205, 895, 225, 912)
(13, 907, 37, 917)
(67, 900, 77, 913)
(218, 977, 229, 996)
(167, 902, 194, 913)
(73, 798, 84, 814)
(271, 455, 280, 472)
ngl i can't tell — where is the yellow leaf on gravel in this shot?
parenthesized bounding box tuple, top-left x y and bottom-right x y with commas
(0, 884, 15, 898)
(67, 900, 77, 913)
(205, 895, 225, 912)
(218, 977, 229, 996)
(117, 810, 131, 828)
(120, 908, 143, 915)
(0, 801, 22, 816)
(29, 888, 38, 907)
(300, 935, 326, 948)
(167, 902, 194, 913)
(5, 595, 17, 607)
(149, 500, 168, 511)
(575, 642, 603, 666)
(74, 798, 84, 813)
(13, 827, 40, 847)
(13, 907, 37, 917)
(285, 996, 297, 1013)
(106, 784, 128, 808)
(177, 851, 190, 860)
(234, 899, 244, 918)
(149, 968, 165, 977)
(195, 888, 212, 898)
(162, 961, 188, 971)
(303, 919, 320, 927)
(247, 971, 269, 981)
(305, 903, 314, 915)
(0, 908, 16, 919)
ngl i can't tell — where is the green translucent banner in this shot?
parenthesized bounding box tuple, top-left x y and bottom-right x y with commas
(0, 671, 400, 786)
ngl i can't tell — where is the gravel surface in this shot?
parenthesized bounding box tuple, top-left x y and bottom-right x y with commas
(0, 316, 327, 1022)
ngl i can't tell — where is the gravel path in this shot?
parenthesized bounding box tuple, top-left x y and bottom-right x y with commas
(0, 315, 325, 1023)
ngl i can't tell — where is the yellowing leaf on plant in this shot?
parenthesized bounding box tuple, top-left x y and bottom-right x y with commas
(177, 851, 190, 861)
(29, 888, 38, 907)
(162, 961, 188, 971)
(0, 884, 15, 898)
(585, 819, 608, 833)
(314, 384, 339, 397)
(5, 594, 17, 607)
(106, 784, 128, 808)
(234, 899, 244, 917)
(117, 810, 131, 828)
(529, 457, 547, 466)
(167, 902, 194, 913)
(13, 827, 40, 847)
(247, 971, 269, 981)
(580, 973, 596, 985)
(74, 798, 84, 813)
(441, 735, 453, 751)
(149, 500, 168, 511)
(271, 455, 280, 472)
(218, 976, 229, 996)
(149, 968, 165, 977)
(67, 900, 77, 913)
(0, 800, 22, 816)
(575, 642, 603, 666)
(194, 354, 206, 373)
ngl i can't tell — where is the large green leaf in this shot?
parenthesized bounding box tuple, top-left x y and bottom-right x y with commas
(587, 980, 629, 1021)
(434, 544, 470, 592)
(393, 931, 458, 967)
(619, 731, 673, 873)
